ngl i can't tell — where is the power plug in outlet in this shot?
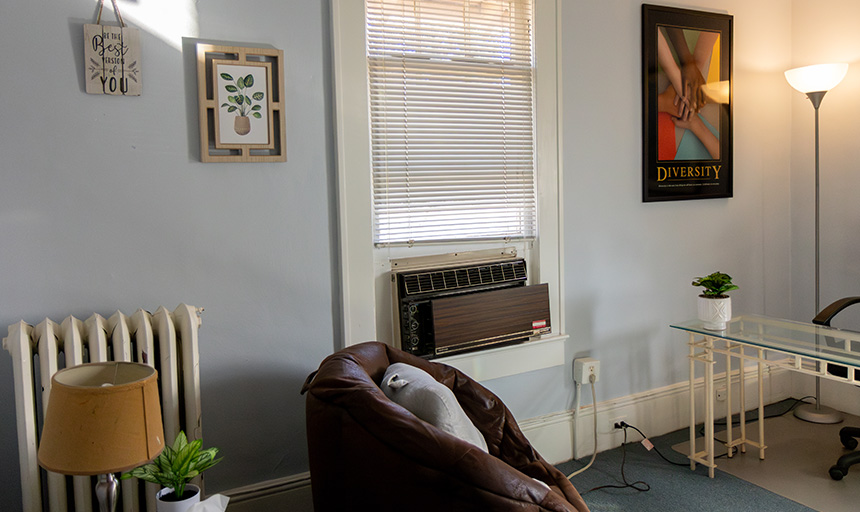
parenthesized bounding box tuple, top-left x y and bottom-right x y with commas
(574, 358, 600, 384)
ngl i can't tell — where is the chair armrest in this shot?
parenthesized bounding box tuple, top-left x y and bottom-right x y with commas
(813, 297, 860, 326)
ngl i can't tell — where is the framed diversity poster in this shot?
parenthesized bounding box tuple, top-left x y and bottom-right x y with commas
(642, 5, 733, 202)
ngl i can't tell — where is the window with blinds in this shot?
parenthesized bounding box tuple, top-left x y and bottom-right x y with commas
(367, 0, 536, 246)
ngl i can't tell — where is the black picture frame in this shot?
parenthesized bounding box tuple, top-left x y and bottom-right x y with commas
(642, 4, 733, 202)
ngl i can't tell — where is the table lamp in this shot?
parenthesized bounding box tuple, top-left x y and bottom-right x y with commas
(785, 62, 849, 424)
(38, 362, 165, 512)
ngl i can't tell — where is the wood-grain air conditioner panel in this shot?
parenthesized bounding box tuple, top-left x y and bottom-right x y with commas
(431, 283, 550, 355)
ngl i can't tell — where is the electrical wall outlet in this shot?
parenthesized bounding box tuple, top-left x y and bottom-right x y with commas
(716, 387, 727, 401)
(610, 416, 627, 430)
(574, 358, 600, 384)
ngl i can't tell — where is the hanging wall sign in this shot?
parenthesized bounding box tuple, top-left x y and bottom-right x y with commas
(84, 0, 141, 96)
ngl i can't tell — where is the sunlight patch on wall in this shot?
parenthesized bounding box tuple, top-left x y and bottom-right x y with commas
(114, 0, 199, 51)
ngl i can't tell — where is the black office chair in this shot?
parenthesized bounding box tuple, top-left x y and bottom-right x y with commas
(814, 297, 860, 480)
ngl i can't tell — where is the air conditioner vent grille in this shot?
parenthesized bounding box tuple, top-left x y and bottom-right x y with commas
(401, 259, 527, 296)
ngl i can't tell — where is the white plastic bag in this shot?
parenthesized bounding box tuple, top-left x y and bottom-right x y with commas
(186, 494, 229, 512)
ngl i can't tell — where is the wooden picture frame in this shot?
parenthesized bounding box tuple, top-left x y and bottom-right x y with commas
(642, 5, 732, 202)
(197, 44, 286, 163)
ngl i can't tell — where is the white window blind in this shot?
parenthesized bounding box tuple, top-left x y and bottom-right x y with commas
(367, 0, 536, 246)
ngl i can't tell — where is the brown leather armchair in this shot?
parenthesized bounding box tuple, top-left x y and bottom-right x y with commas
(301, 342, 589, 511)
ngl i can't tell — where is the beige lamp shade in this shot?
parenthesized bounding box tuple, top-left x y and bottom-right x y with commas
(38, 362, 165, 475)
(785, 63, 849, 93)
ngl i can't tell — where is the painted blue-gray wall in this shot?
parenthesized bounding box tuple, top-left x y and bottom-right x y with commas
(484, 0, 795, 423)
(488, 0, 859, 428)
(2, 0, 860, 510)
(0, 0, 336, 507)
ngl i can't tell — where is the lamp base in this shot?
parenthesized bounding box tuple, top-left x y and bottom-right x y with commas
(794, 403, 843, 424)
(96, 473, 118, 512)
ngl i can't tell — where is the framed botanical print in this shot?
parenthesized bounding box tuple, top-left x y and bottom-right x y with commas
(197, 44, 286, 163)
(642, 5, 732, 202)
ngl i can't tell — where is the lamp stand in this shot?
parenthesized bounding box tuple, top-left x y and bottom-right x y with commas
(95, 473, 119, 512)
(793, 90, 843, 424)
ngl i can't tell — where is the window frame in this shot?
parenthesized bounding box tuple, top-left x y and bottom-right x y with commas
(332, 0, 563, 347)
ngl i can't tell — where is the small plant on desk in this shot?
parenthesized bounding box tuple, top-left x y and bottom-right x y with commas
(692, 271, 739, 298)
(692, 271, 738, 330)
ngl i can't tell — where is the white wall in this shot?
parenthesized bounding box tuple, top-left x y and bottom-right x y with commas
(485, 0, 795, 420)
(0, 0, 336, 508)
(789, 0, 860, 324)
(3, 1, 860, 510)
(788, 0, 860, 409)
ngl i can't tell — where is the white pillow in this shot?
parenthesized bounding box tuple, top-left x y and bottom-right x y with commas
(381, 363, 488, 453)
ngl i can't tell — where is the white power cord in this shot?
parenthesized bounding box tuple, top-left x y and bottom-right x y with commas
(568, 373, 598, 478)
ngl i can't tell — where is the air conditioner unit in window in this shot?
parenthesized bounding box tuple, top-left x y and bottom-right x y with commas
(392, 255, 551, 358)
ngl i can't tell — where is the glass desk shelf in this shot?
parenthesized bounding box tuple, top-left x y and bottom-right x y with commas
(672, 315, 860, 370)
(671, 314, 860, 478)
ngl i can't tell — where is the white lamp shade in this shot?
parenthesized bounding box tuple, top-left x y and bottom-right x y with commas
(785, 63, 849, 93)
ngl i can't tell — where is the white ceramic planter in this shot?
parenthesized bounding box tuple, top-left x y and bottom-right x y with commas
(156, 484, 201, 512)
(697, 295, 731, 330)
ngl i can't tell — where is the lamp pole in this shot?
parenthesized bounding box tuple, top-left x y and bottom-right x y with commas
(809, 90, 823, 317)
(784, 63, 848, 423)
(793, 90, 843, 424)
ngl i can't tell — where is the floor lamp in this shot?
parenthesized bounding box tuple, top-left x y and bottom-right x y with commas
(784, 62, 849, 424)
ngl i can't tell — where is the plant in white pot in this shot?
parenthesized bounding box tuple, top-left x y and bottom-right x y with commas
(121, 431, 222, 512)
(692, 271, 739, 330)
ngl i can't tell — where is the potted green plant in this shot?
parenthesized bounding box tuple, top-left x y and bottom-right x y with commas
(121, 431, 222, 512)
(220, 72, 265, 136)
(692, 271, 739, 330)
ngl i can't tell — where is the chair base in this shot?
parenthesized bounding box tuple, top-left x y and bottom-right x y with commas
(830, 427, 860, 480)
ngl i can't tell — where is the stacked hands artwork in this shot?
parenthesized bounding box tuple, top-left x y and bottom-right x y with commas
(642, 6, 731, 202)
(656, 26, 725, 164)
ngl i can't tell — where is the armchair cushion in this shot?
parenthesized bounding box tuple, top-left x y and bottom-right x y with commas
(381, 362, 489, 452)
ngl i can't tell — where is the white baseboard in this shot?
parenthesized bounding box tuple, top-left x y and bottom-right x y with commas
(220, 365, 794, 509)
(520, 364, 794, 465)
(223, 472, 313, 512)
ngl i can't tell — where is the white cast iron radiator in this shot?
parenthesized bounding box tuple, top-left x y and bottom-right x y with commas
(3, 304, 204, 512)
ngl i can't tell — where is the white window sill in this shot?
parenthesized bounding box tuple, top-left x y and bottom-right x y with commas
(437, 333, 568, 382)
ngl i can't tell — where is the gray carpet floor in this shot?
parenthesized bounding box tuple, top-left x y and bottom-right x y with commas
(555, 398, 855, 511)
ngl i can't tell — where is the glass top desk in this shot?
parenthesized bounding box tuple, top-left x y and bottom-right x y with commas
(671, 314, 860, 478)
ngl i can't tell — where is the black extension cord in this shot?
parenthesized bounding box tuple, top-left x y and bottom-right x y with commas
(581, 423, 651, 494)
(579, 397, 816, 494)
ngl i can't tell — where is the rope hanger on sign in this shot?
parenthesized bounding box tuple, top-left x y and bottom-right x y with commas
(95, 0, 125, 27)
